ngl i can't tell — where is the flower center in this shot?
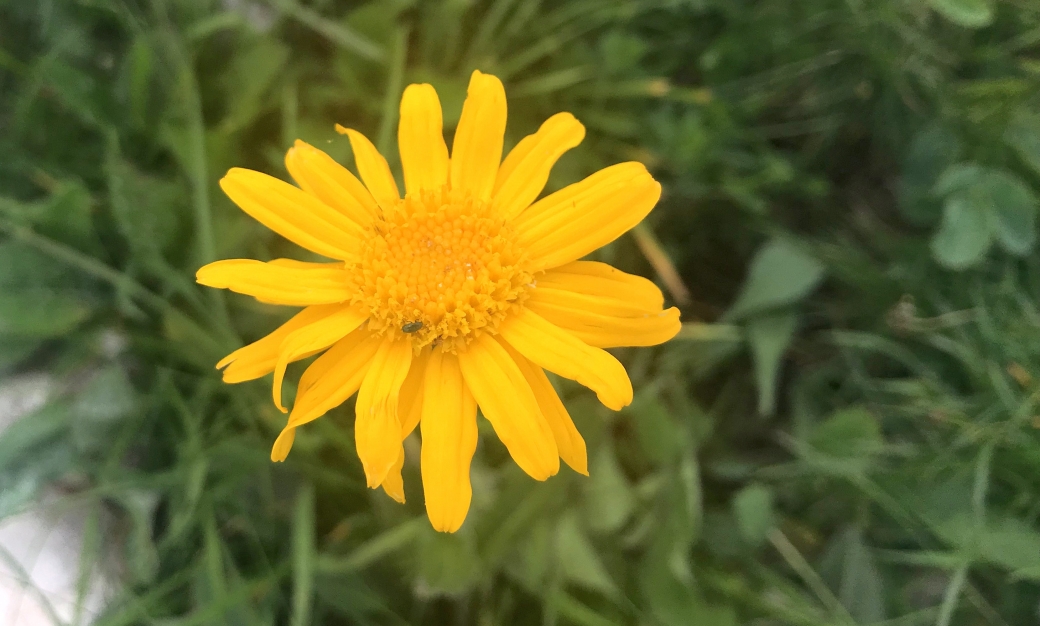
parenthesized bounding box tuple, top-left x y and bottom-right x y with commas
(348, 189, 531, 351)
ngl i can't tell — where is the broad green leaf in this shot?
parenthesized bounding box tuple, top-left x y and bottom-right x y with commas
(819, 527, 886, 624)
(899, 124, 962, 224)
(979, 517, 1040, 575)
(726, 239, 825, 320)
(418, 526, 481, 595)
(582, 442, 634, 534)
(802, 407, 884, 477)
(932, 165, 1037, 261)
(732, 483, 775, 546)
(982, 172, 1038, 255)
(809, 407, 883, 459)
(929, 0, 994, 28)
(933, 162, 988, 197)
(930, 194, 992, 269)
(1006, 109, 1040, 175)
(747, 309, 799, 415)
(629, 394, 681, 465)
(106, 158, 185, 254)
(0, 291, 90, 337)
(556, 513, 619, 598)
(639, 530, 736, 626)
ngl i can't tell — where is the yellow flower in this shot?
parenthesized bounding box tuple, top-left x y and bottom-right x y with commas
(197, 71, 680, 532)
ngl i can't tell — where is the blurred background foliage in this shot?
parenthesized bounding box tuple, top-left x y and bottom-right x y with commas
(2, 0, 1040, 624)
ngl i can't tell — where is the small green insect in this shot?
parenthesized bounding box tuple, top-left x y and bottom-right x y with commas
(401, 321, 424, 334)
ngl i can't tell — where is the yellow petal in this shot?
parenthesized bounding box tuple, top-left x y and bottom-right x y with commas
(334, 125, 400, 211)
(421, 350, 478, 533)
(398, 84, 449, 196)
(271, 306, 368, 412)
(381, 445, 407, 504)
(501, 343, 587, 475)
(450, 70, 507, 202)
(398, 348, 430, 438)
(285, 140, 378, 226)
(271, 427, 296, 462)
(216, 304, 345, 383)
(378, 347, 431, 505)
(535, 261, 665, 313)
(287, 330, 381, 429)
(196, 259, 352, 306)
(527, 302, 682, 349)
(457, 334, 559, 480)
(492, 112, 585, 220)
(513, 162, 662, 270)
(355, 337, 413, 488)
(220, 168, 363, 260)
(499, 308, 633, 411)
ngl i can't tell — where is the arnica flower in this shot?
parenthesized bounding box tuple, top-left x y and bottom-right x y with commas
(197, 70, 681, 532)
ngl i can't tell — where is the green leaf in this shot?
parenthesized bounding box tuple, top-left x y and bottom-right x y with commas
(1005, 109, 1040, 175)
(802, 407, 884, 478)
(638, 530, 736, 626)
(732, 484, 775, 546)
(819, 527, 886, 624)
(0, 291, 91, 337)
(118, 490, 161, 585)
(746, 310, 799, 415)
(979, 517, 1040, 575)
(0, 183, 95, 250)
(0, 338, 40, 373)
(220, 37, 291, 133)
(556, 513, 619, 598)
(629, 394, 681, 465)
(809, 407, 883, 459)
(930, 193, 992, 269)
(933, 162, 988, 197)
(929, 0, 994, 28)
(582, 442, 634, 534)
(0, 402, 70, 473)
(932, 165, 1037, 263)
(106, 158, 185, 255)
(726, 239, 825, 320)
(899, 124, 962, 224)
(982, 172, 1038, 255)
(417, 526, 481, 595)
(291, 484, 315, 626)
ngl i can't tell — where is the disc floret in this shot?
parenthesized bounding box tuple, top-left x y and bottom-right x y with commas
(348, 188, 531, 351)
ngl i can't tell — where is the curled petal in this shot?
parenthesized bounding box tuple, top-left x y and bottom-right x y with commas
(458, 335, 559, 480)
(499, 308, 633, 411)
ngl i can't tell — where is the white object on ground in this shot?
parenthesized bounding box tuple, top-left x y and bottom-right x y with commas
(0, 374, 115, 626)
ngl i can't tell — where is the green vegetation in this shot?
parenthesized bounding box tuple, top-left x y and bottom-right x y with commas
(2, 0, 1040, 624)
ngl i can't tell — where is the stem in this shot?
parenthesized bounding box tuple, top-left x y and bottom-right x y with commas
(631, 222, 691, 306)
(936, 565, 968, 626)
(769, 529, 856, 625)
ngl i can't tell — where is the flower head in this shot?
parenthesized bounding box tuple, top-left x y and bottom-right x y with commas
(197, 71, 680, 532)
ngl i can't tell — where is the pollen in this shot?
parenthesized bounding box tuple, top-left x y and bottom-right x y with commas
(347, 188, 532, 351)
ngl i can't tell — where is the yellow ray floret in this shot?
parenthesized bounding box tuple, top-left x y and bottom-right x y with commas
(197, 69, 680, 532)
